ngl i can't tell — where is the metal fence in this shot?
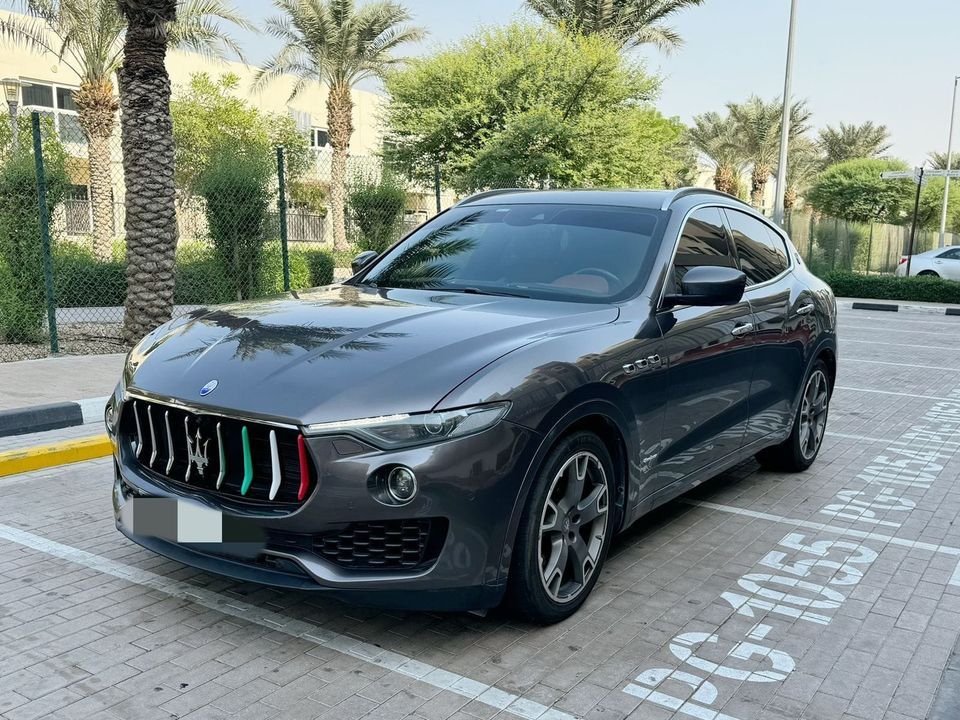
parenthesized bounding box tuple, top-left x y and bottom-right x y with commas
(2, 106, 956, 363)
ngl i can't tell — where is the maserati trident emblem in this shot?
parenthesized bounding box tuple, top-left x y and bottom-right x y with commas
(199, 380, 219, 397)
(186, 429, 210, 480)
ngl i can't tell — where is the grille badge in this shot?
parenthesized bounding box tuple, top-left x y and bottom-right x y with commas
(185, 420, 210, 481)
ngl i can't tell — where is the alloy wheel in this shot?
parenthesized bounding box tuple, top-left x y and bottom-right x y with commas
(538, 451, 609, 604)
(799, 369, 829, 461)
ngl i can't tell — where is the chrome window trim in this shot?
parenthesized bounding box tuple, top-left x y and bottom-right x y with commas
(126, 390, 300, 431)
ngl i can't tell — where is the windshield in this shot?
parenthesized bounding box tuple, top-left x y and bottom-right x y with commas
(359, 203, 665, 303)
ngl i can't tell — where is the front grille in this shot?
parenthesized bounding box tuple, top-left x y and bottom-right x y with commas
(267, 519, 447, 572)
(120, 399, 315, 507)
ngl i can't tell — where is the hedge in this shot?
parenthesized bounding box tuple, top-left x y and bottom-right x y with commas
(822, 270, 960, 304)
(51, 242, 336, 308)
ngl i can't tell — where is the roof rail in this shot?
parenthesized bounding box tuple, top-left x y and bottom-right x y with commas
(660, 187, 750, 211)
(454, 188, 534, 207)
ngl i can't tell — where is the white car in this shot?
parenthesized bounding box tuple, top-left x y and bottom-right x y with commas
(895, 246, 960, 280)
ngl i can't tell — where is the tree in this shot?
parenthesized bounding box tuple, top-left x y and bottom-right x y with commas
(778, 137, 822, 213)
(116, 0, 180, 343)
(171, 72, 311, 193)
(818, 122, 891, 166)
(806, 158, 913, 224)
(688, 111, 744, 196)
(525, 0, 705, 50)
(727, 95, 812, 208)
(258, 0, 423, 252)
(384, 23, 685, 193)
(929, 151, 956, 170)
(0, 0, 250, 262)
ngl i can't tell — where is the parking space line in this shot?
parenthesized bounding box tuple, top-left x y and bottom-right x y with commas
(843, 339, 960, 351)
(0, 522, 575, 720)
(834, 386, 956, 401)
(842, 358, 960, 372)
(825, 431, 901, 444)
(843, 326, 958, 336)
(683, 499, 960, 586)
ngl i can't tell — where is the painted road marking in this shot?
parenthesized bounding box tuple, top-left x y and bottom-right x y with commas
(843, 338, 960, 351)
(834, 386, 956, 402)
(843, 325, 960, 335)
(842, 358, 960, 372)
(684, 499, 960, 580)
(0, 435, 113, 477)
(0, 523, 575, 720)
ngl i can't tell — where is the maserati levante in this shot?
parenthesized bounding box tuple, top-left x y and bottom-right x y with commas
(106, 188, 837, 623)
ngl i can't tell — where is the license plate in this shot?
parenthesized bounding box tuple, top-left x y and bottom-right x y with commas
(121, 497, 223, 543)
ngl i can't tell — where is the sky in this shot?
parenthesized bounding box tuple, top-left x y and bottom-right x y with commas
(224, 0, 959, 167)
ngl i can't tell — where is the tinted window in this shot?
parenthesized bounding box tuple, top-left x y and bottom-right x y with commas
(362, 203, 664, 302)
(939, 248, 960, 260)
(726, 209, 788, 285)
(22, 83, 54, 108)
(674, 207, 735, 283)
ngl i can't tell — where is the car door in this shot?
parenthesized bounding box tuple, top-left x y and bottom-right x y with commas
(724, 209, 804, 447)
(655, 207, 756, 487)
(933, 247, 960, 280)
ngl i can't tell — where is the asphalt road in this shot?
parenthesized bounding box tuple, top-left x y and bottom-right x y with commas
(1, 305, 959, 720)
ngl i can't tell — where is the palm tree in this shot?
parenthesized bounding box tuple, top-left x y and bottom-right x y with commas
(817, 122, 891, 166)
(0, 0, 251, 261)
(257, 0, 423, 252)
(114, 0, 178, 342)
(688, 112, 744, 197)
(778, 137, 821, 214)
(929, 151, 955, 170)
(526, 0, 705, 50)
(727, 95, 812, 209)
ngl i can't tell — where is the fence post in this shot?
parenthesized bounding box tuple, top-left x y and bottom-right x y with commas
(276, 146, 290, 292)
(433, 162, 441, 214)
(866, 222, 874, 274)
(31, 112, 58, 355)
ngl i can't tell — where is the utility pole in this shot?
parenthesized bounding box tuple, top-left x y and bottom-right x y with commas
(938, 75, 959, 248)
(773, 0, 800, 227)
(906, 167, 925, 277)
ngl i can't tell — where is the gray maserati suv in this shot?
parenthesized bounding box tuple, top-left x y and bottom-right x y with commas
(106, 188, 837, 623)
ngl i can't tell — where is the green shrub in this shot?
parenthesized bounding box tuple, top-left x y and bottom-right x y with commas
(0, 147, 69, 342)
(54, 243, 125, 307)
(822, 270, 960, 304)
(174, 242, 234, 305)
(300, 248, 335, 287)
(196, 143, 275, 300)
(347, 173, 407, 253)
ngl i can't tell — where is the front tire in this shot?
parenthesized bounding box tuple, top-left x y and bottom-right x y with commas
(757, 359, 831, 473)
(504, 431, 615, 624)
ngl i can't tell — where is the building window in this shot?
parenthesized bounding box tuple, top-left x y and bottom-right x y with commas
(310, 127, 329, 148)
(21, 82, 86, 146)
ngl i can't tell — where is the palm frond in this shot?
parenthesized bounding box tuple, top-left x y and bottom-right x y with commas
(169, 0, 253, 62)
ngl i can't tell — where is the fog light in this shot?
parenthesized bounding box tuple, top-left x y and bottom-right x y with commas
(387, 466, 417, 504)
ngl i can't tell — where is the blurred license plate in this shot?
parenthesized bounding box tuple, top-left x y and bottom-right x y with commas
(121, 497, 223, 543)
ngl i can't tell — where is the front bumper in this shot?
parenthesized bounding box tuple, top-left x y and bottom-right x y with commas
(112, 413, 539, 611)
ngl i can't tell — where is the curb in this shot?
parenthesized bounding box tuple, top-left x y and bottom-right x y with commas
(0, 435, 113, 478)
(842, 300, 960, 317)
(0, 396, 109, 439)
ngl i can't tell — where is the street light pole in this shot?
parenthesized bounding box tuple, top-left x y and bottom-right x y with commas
(938, 75, 959, 248)
(773, 0, 800, 227)
(2, 78, 22, 151)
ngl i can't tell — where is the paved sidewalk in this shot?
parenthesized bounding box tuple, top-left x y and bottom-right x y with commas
(0, 354, 124, 411)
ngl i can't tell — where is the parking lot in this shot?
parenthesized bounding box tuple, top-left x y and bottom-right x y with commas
(1, 304, 959, 720)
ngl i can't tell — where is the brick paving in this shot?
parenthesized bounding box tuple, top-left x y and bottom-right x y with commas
(0, 306, 959, 719)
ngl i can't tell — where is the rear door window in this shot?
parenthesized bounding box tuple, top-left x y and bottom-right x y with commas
(673, 207, 736, 284)
(725, 209, 789, 285)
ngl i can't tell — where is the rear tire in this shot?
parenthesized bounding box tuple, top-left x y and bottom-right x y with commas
(757, 359, 831, 473)
(504, 431, 615, 624)
(918, 270, 940, 278)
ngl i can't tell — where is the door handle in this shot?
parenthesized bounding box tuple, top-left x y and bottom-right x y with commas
(796, 303, 815, 316)
(732, 323, 754, 337)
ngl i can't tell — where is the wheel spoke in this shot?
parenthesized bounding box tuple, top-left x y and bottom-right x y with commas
(577, 484, 608, 525)
(540, 498, 561, 534)
(568, 536, 590, 585)
(798, 422, 810, 452)
(563, 455, 588, 507)
(542, 537, 567, 595)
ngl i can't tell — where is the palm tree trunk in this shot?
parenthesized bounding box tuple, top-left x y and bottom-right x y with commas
(784, 188, 797, 214)
(751, 165, 771, 209)
(714, 166, 736, 196)
(75, 81, 119, 262)
(117, 2, 179, 344)
(327, 84, 354, 252)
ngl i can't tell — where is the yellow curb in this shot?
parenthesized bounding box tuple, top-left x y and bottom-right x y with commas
(0, 435, 113, 477)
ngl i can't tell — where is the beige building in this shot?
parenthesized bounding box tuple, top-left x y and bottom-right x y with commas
(0, 9, 387, 241)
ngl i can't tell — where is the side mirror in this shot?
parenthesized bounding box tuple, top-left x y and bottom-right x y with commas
(662, 266, 747, 308)
(351, 250, 379, 276)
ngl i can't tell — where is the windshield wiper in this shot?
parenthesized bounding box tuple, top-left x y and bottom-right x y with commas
(442, 286, 530, 299)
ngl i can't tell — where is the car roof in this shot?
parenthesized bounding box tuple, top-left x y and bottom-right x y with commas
(457, 188, 747, 211)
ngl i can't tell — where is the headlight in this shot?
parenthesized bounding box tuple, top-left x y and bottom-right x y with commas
(303, 402, 510, 449)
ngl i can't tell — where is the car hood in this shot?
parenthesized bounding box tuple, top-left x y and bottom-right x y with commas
(127, 285, 619, 425)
